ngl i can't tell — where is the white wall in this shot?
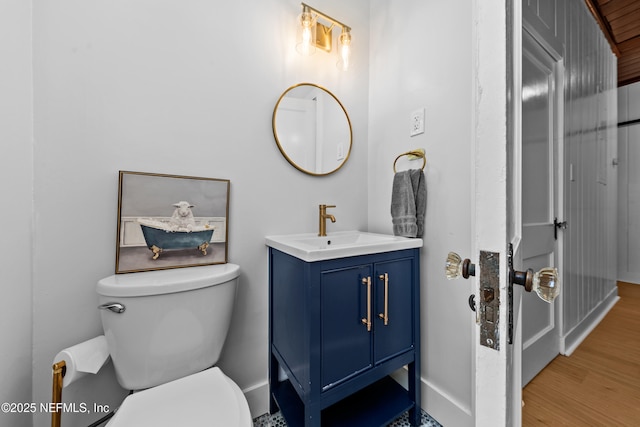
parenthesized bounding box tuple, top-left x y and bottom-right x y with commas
(560, 0, 619, 352)
(524, 0, 619, 355)
(368, 1, 474, 425)
(0, 1, 34, 427)
(24, 1, 370, 426)
(617, 81, 640, 284)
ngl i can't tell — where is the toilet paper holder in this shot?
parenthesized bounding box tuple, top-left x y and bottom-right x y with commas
(51, 361, 66, 427)
(50, 336, 112, 427)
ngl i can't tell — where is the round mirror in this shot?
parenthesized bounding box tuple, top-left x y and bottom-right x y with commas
(272, 83, 352, 176)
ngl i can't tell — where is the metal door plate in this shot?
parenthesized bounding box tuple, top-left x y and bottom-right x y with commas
(479, 250, 500, 350)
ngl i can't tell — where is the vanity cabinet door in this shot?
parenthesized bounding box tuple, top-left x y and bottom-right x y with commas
(320, 264, 373, 390)
(373, 258, 415, 363)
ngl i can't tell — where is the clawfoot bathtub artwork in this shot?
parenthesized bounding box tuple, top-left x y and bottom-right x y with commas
(116, 171, 230, 273)
(139, 220, 215, 260)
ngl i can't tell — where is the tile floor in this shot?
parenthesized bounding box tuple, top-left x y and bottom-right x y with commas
(253, 410, 442, 427)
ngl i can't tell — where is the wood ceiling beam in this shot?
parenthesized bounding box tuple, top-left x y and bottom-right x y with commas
(584, 0, 622, 56)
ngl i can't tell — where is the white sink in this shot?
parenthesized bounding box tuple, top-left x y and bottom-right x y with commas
(265, 230, 422, 262)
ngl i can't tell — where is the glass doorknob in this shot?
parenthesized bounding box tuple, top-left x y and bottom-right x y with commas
(445, 252, 476, 280)
(511, 266, 560, 303)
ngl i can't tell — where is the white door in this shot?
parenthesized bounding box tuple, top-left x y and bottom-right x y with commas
(276, 97, 317, 171)
(473, 2, 523, 426)
(521, 29, 562, 386)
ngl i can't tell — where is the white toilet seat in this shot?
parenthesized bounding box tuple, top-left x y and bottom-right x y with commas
(106, 367, 252, 427)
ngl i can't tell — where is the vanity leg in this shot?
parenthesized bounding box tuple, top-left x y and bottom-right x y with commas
(268, 353, 279, 414)
(304, 402, 321, 427)
(408, 360, 421, 426)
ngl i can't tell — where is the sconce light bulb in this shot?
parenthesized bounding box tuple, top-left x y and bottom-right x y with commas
(296, 10, 316, 56)
(302, 26, 311, 42)
(532, 267, 560, 303)
(339, 44, 350, 69)
(337, 29, 352, 71)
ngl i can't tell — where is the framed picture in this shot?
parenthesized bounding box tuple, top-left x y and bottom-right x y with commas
(115, 171, 230, 274)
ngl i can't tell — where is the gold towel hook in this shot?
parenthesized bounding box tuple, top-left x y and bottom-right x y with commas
(393, 150, 426, 173)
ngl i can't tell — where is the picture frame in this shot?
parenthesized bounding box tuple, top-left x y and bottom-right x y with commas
(115, 171, 230, 274)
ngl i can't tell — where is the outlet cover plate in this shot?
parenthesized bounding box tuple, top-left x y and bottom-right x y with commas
(410, 108, 425, 136)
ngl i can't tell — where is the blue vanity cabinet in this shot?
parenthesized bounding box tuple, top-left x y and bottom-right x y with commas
(268, 247, 421, 427)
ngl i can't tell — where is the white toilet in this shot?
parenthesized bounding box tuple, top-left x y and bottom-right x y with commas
(96, 263, 252, 427)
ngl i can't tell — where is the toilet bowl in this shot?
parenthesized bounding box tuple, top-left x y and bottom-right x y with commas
(97, 264, 251, 426)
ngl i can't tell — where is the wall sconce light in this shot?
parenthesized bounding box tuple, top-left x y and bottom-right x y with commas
(296, 2, 352, 70)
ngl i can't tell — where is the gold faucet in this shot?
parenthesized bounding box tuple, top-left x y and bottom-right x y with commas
(318, 204, 336, 236)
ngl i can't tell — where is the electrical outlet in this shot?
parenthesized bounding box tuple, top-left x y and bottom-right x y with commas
(410, 108, 425, 136)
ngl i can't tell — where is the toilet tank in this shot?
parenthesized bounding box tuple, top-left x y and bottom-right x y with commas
(97, 264, 240, 390)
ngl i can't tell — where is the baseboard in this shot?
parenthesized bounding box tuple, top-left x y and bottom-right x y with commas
(247, 371, 473, 426)
(242, 380, 269, 420)
(617, 275, 640, 286)
(391, 369, 473, 427)
(561, 287, 620, 356)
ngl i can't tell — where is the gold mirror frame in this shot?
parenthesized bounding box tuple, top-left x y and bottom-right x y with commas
(272, 83, 352, 176)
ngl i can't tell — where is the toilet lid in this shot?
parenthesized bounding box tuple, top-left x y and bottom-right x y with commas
(106, 367, 252, 427)
(97, 264, 240, 297)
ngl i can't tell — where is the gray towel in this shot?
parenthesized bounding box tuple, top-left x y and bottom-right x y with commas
(391, 169, 426, 238)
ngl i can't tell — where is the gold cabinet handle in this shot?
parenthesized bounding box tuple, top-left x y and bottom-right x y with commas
(361, 276, 372, 331)
(378, 273, 389, 325)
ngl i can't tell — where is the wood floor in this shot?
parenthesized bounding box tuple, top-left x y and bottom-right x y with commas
(522, 282, 640, 426)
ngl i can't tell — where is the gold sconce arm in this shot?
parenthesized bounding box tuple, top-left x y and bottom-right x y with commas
(301, 2, 350, 32)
